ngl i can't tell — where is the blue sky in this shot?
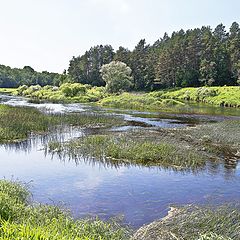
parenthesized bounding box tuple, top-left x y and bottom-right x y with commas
(0, 0, 239, 73)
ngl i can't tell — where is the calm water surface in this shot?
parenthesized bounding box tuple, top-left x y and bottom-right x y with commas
(0, 94, 240, 228)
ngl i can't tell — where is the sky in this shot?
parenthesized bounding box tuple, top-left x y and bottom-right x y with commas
(0, 0, 239, 73)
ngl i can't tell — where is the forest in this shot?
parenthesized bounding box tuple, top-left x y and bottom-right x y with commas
(1, 22, 240, 90)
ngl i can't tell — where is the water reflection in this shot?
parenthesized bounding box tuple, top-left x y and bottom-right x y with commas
(0, 93, 240, 227)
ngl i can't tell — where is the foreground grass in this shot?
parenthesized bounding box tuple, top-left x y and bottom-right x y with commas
(1, 180, 239, 239)
(0, 180, 130, 240)
(46, 133, 205, 170)
(0, 104, 123, 143)
(132, 204, 240, 240)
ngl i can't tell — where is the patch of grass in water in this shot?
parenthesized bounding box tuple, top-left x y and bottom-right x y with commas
(132, 204, 240, 240)
(47, 134, 206, 170)
(0, 104, 124, 143)
(0, 179, 131, 240)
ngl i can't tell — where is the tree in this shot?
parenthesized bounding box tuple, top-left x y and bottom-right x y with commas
(100, 61, 133, 93)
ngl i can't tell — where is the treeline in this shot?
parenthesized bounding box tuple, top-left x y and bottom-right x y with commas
(0, 65, 69, 88)
(69, 22, 240, 90)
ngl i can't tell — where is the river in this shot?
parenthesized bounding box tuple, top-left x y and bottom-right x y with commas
(0, 94, 240, 228)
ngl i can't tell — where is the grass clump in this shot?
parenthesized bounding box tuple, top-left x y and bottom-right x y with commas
(98, 92, 184, 111)
(0, 179, 130, 240)
(47, 134, 205, 170)
(0, 104, 124, 143)
(132, 205, 240, 240)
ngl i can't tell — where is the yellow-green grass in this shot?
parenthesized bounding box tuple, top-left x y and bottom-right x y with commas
(162, 86, 240, 107)
(0, 88, 17, 94)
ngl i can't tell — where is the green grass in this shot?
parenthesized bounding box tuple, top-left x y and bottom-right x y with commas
(98, 92, 185, 111)
(46, 133, 206, 170)
(0, 88, 17, 94)
(162, 86, 240, 108)
(6, 85, 240, 111)
(0, 180, 130, 240)
(133, 205, 240, 240)
(0, 104, 124, 143)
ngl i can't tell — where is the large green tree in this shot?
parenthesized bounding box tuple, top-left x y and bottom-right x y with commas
(100, 61, 133, 93)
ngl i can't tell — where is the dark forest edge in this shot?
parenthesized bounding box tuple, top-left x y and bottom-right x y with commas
(1, 22, 240, 91)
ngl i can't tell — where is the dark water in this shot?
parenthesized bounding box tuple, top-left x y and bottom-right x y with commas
(0, 94, 240, 228)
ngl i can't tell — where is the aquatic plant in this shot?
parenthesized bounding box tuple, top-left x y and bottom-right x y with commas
(47, 133, 205, 170)
(0, 104, 124, 143)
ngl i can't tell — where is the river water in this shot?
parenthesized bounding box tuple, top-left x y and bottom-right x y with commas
(0, 94, 240, 228)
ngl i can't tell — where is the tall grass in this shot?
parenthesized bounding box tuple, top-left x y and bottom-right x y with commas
(0, 104, 124, 143)
(47, 134, 205, 170)
(0, 180, 131, 240)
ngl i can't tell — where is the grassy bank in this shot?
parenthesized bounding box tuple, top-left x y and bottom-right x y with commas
(0, 180, 130, 239)
(161, 86, 240, 108)
(0, 104, 123, 143)
(1, 180, 239, 239)
(6, 84, 240, 111)
(0, 88, 16, 94)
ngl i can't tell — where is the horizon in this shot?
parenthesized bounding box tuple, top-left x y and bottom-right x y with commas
(0, 0, 239, 73)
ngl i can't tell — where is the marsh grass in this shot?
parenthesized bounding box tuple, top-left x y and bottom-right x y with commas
(47, 133, 205, 170)
(0, 179, 131, 240)
(132, 204, 240, 240)
(0, 104, 124, 143)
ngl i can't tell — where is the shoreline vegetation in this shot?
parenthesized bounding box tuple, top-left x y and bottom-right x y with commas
(0, 104, 124, 143)
(1, 84, 240, 112)
(1, 180, 239, 240)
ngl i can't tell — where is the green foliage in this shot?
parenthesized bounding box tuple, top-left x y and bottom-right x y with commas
(60, 83, 87, 97)
(15, 83, 108, 103)
(0, 65, 65, 88)
(100, 61, 133, 93)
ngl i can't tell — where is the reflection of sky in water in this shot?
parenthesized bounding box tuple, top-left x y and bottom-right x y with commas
(0, 139, 240, 228)
(0, 94, 240, 228)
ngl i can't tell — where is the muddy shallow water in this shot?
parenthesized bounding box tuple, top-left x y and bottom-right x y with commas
(0, 94, 240, 228)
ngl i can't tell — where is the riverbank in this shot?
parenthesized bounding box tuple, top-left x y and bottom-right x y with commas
(2, 85, 240, 111)
(0, 180, 130, 239)
(1, 180, 239, 240)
